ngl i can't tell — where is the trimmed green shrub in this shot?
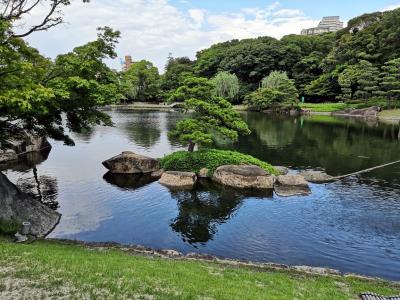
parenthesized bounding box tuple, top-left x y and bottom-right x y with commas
(160, 149, 278, 176)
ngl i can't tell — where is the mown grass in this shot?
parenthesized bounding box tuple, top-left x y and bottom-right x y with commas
(160, 149, 278, 176)
(301, 99, 399, 113)
(300, 103, 348, 112)
(379, 109, 400, 119)
(0, 239, 399, 299)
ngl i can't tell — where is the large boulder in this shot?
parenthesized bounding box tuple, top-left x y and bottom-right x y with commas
(212, 165, 274, 189)
(300, 171, 334, 183)
(5, 135, 51, 155)
(0, 172, 60, 237)
(102, 151, 160, 174)
(0, 150, 17, 164)
(274, 175, 311, 197)
(159, 171, 197, 190)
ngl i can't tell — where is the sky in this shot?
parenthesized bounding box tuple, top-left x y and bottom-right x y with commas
(20, 0, 400, 72)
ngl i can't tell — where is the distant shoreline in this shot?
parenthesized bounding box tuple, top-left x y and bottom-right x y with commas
(104, 103, 400, 123)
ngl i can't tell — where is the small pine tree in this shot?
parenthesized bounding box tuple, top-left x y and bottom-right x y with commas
(169, 76, 250, 152)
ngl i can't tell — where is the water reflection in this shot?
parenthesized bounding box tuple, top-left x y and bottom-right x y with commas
(122, 113, 161, 149)
(170, 181, 273, 245)
(1, 148, 59, 209)
(103, 172, 156, 190)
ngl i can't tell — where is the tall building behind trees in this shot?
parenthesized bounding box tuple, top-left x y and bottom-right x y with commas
(301, 16, 344, 35)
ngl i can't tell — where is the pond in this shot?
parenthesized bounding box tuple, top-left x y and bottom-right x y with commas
(4, 109, 400, 280)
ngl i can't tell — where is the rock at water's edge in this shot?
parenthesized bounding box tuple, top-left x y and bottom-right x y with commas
(300, 171, 334, 183)
(102, 151, 160, 174)
(212, 165, 274, 189)
(0, 172, 60, 237)
(159, 171, 197, 190)
(198, 168, 210, 178)
(274, 166, 289, 175)
(332, 106, 380, 119)
(0, 150, 18, 163)
(274, 175, 311, 197)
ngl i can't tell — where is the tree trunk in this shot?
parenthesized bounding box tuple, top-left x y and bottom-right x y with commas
(188, 142, 195, 152)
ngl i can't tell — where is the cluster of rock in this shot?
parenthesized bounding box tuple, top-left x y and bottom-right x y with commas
(0, 134, 51, 164)
(332, 106, 380, 119)
(103, 151, 335, 197)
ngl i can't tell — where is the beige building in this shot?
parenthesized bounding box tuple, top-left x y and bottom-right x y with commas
(301, 16, 344, 36)
(123, 56, 133, 71)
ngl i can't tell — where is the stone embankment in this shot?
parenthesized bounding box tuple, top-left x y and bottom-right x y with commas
(0, 134, 51, 164)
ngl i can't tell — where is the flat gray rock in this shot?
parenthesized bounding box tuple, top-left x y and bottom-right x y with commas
(212, 165, 273, 189)
(300, 171, 334, 183)
(102, 151, 160, 174)
(159, 171, 197, 190)
(274, 175, 311, 197)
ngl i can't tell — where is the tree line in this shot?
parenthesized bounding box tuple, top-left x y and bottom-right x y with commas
(121, 8, 400, 108)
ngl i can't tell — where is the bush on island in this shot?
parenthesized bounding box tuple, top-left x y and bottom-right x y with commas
(160, 149, 278, 176)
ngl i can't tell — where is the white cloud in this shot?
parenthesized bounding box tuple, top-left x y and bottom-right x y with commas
(21, 0, 318, 72)
(382, 3, 400, 11)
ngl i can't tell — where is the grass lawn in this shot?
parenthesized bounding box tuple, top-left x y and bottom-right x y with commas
(300, 103, 348, 112)
(379, 109, 400, 120)
(0, 239, 399, 299)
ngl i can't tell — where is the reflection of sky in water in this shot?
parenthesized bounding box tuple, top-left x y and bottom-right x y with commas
(4, 110, 400, 280)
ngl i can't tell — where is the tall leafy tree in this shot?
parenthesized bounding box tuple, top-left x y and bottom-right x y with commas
(161, 55, 194, 95)
(212, 71, 240, 103)
(380, 58, 400, 106)
(120, 60, 161, 102)
(247, 71, 299, 111)
(0, 20, 122, 145)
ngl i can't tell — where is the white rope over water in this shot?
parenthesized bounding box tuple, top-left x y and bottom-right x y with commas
(333, 160, 400, 181)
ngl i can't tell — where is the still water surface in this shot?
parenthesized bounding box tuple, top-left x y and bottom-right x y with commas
(4, 110, 400, 280)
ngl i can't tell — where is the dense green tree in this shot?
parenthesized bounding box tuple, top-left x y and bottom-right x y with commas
(168, 75, 214, 103)
(0, 19, 122, 145)
(380, 58, 400, 106)
(246, 71, 299, 111)
(120, 60, 161, 102)
(212, 72, 240, 102)
(168, 78, 250, 152)
(161, 56, 194, 95)
(337, 61, 380, 102)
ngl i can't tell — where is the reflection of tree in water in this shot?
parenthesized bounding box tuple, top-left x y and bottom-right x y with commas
(5, 148, 59, 209)
(16, 171, 59, 210)
(123, 114, 161, 148)
(71, 127, 96, 143)
(169, 182, 272, 246)
(247, 115, 297, 148)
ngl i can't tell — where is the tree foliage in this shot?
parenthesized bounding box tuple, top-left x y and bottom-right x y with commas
(0, 20, 122, 145)
(212, 72, 240, 102)
(168, 77, 250, 152)
(121, 60, 161, 102)
(247, 71, 299, 111)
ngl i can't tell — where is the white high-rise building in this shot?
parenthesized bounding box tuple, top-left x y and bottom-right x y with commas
(301, 16, 344, 36)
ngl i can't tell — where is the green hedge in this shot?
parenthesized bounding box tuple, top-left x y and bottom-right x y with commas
(160, 149, 278, 176)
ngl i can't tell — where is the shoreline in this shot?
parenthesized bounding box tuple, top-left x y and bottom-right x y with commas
(103, 103, 400, 122)
(43, 238, 398, 283)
